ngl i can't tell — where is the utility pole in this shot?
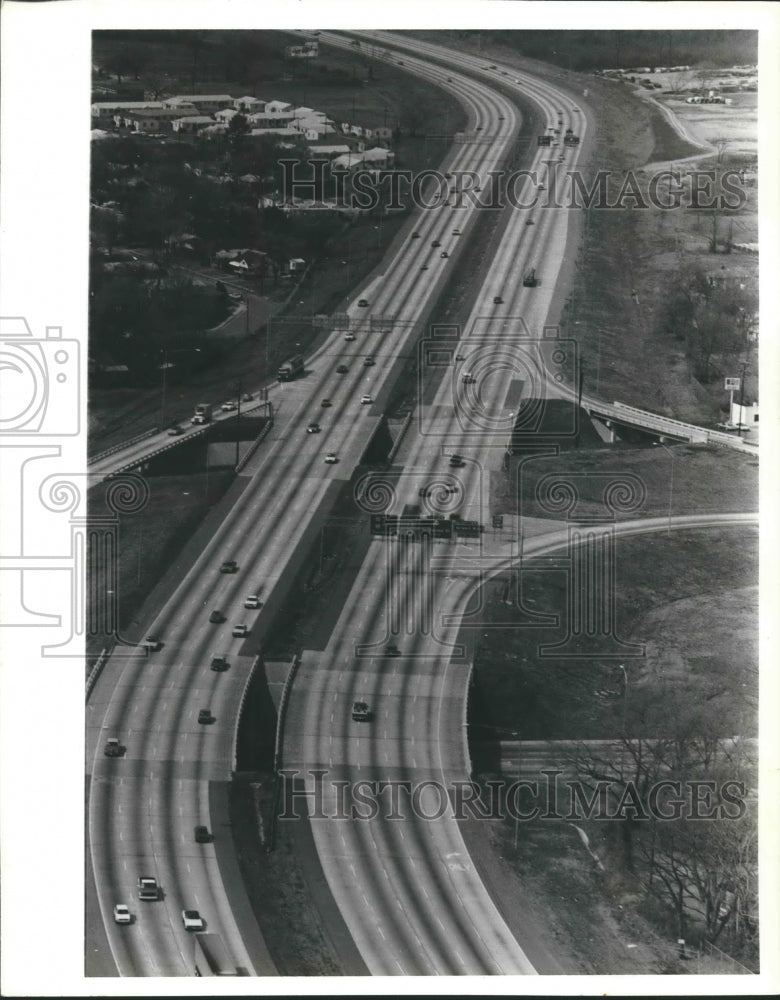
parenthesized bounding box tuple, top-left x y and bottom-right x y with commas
(737, 361, 749, 438)
(235, 379, 242, 469)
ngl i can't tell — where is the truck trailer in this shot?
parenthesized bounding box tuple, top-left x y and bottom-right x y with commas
(277, 355, 305, 381)
(193, 932, 237, 976)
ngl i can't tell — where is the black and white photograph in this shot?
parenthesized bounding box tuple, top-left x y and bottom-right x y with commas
(0, 1, 777, 995)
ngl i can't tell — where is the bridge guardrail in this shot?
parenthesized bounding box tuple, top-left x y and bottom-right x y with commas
(90, 428, 158, 464)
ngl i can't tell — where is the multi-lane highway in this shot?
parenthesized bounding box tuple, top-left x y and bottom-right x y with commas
(87, 33, 545, 976)
(86, 31, 755, 978)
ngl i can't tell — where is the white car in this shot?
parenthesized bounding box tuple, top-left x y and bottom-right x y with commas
(244, 595, 261, 609)
(113, 904, 131, 925)
(325, 453, 338, 464)
(221, 400, 238, 411)
(181, 909, 204, 931)
(232, 623, 249, 638)
(361, 394, 373, 405)
(344, 332, 356, 341)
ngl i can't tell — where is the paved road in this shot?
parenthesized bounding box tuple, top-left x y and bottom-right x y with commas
(86, 40, 535, 977)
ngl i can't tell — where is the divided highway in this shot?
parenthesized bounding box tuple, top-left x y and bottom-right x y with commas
(87, 35, 548, 977)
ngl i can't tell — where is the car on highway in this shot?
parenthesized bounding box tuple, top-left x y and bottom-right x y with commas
(452, 229, 461, 235)
(411, 231, 420, 239)
(344, 332, 356, 341)
(449, 454, 465, 468)
(325, 453, 338, 464)
(182, 909, 205, 931)
(440, 251, 449, 258)
(143, 634, 162, 651)
(210, 653, 229, 672)
(194, 825, 212, 843)
(321, 398, 332, 407)
(336, 364, 349, 374)
(307, 422, 321, 433)
(221, 400, 238, 411)
(219, 560, 238, 574)
(431, 240, 441, 248)
(198, 709, 215, 724)
(420, 264, 429, 271)
(113, 903, 131, 925)
(351, 701, 372, 722)
(526, 218, 535, 225)
(493, 296, 503, 304)
(241, 392, 253, 402)
(363, 356, 375, 367)
(244, 594, 262, 609)
(447, 76, 453, 82)
(137, 876, 160, 901)
(361, 394, 373, 405)
(167, 425, 183, 436)
(385, 644, 401, 657)
(104, 738, 126, 758)
(715, 421, 742, 432)
(357, 299, 369, 307)
(232, 623, 249, 638)
(209, 610, 225, 624)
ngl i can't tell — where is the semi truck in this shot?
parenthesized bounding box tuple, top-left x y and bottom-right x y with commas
(193, 932, 237, 976)
(277, 355, 305, 382)
(192, 403, 213, 425)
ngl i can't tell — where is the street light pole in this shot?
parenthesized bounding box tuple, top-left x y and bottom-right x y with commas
(658, 441, 675, 535)
(619, 664, 628, 734)
(737, 361, 749, 438)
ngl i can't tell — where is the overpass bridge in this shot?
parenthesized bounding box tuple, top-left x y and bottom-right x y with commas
(586, 399, 758, 452)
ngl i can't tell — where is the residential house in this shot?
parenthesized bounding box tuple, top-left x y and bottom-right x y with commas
(372, 125, 393, 142)
(234, 96, 265, 112)
(214, 108, 238, 123)
(265, 100, 293, 115)
(92, 100, 165, 121)
(172, 115, 217, 134)
(247, 111, 296, 129)
(165, 94, 234, 114)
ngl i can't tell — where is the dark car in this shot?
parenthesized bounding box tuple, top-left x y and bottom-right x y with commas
(363, 357, 375, 367)
(209, 610, 225, 624)
(219, 560, 238, 574)
(210, 653, 229, 672)
(357, 299, 369, 307)
(431, 240, 441, 248)
(352, 701, 372, 722)
(307, 422, 321, 433)
(493, 296, 503, 305)
(198, 709, 214, 724)
(449, 454, 465, 468)
(321, 398, 332, 407)
(194, 825, 212, 843)
(440, 252, 449, 259)
(336, 364, 349, 374)
(167, 425, 183, 436)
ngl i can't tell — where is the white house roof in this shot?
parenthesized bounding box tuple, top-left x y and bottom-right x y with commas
(265, 100, 293, 113)
(168, 94, 233, 103)
(175, 115, 215, 124)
